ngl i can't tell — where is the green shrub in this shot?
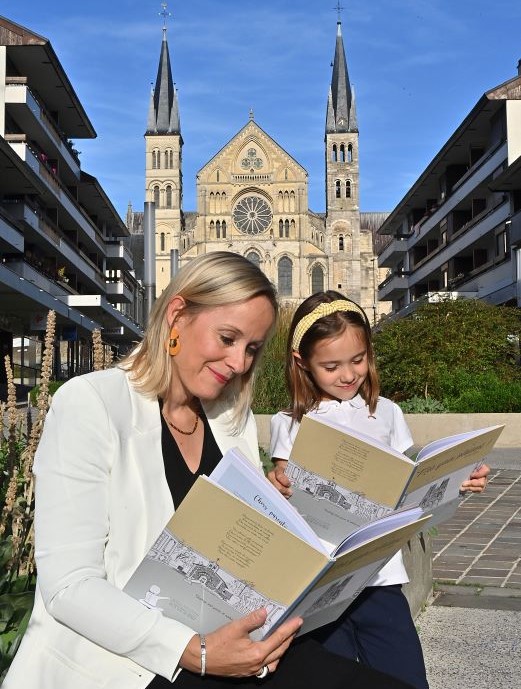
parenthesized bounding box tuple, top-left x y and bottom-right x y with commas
(438, 368, 521, 413)
(399, 396, 448, 413)
(374, 298, 521, 406)
(252, 307, 293, 414)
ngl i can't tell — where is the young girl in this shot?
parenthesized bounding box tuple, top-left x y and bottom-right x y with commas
(269, 291, 489, 689)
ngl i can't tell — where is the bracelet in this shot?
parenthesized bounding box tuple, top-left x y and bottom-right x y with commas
(200, 634, 206, 677)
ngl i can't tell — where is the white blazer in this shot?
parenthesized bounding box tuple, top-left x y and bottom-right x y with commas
(4, 367, 262, 689)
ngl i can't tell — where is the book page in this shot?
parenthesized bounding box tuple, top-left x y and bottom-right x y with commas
(284, 513, 430, 635)
(408, 425, 504, 493)
(209, 447, 326, 553)
(290, 416, 415, 506)
(124, 476, 329, 639)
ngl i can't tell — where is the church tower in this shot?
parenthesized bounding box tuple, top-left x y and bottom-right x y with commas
(145, 20, 183, 295)
(325, 19, 361, 302)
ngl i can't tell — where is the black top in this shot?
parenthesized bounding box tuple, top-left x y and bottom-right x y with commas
(148, 404, 223, 688)
(160, 404, 223, 508)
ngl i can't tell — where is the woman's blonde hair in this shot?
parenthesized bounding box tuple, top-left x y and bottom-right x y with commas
(121, 252, 278, 430)
(286, 290, 379, 420)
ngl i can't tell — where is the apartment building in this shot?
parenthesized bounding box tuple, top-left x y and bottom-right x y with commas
(377, 62, 521, 317)
(0, 16, 144, 394)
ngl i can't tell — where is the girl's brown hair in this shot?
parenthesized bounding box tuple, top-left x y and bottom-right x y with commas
(286, 290, 379, 420)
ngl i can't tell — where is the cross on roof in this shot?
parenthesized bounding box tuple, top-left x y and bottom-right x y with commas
(159, 2, 171, 28)
(333, 1, 344, 21)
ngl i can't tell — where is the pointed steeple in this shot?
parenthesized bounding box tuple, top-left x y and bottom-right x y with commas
(326, 21, 356, 134)
(146, 26, 180, 134)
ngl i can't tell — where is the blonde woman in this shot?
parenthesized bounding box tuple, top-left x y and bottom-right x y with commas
(5, 253, 413, 689)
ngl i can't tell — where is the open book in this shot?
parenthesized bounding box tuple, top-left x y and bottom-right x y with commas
(123, 448, 429, 639)
(286, 416, 504, 548)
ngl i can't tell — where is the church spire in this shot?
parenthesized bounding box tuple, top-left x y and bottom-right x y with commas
(326, 20, 357, 134)
(146, 16, 180, 135)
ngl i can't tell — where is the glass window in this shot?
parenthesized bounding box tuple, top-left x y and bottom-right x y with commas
(311, 265, 324, 293)
(278, 257, 292, 296)
(246, 252, 260, 268)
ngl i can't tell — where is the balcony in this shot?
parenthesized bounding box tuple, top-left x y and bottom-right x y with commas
(105, 276, 133, 303)
(5, 81, 81, 177)
(0, 211, 24, 253)
(106, 241, 133, 270)
(378, 234, 411, 267)
(3, 200, 107, 292)
(378, 269, 410, 301)
(7, 141, 107, 256)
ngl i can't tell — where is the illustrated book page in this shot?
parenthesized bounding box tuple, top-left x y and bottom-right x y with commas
(123, 475, 330, 640)
(286, 416, 504, 542)
(400, 424, 504, 525)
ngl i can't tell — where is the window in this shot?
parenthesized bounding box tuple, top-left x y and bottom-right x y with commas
(345, 180, 351, 198)
(278, 257, 292, 296)
(311, 265, 324, 293)
(166, 185, 172, 208)
(496, 229, 507, 258)
(339, 235, 344, 251)
(216, 220, 221, 238)
(284, 219, 289, 237)
(335, 180, 341, 198)
(152, 149, 160, 169)
(246, 252, 260, 268)
(332, 144, 337, 162)
(347, 144, 353, 163)
(153, 185, 160, 206)
(216, 170, 220, 182)
(340, 144, 345, 162)
(160, 232, 165, 252)
(164, 149, 173, 169)
(279, 219, 284, 238)
(222, 220, 227, 238)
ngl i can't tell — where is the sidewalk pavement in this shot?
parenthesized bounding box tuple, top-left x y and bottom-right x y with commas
(416, 449, 521, 689)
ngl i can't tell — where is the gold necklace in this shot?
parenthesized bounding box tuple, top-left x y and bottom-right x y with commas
(163, 410, 199, 436)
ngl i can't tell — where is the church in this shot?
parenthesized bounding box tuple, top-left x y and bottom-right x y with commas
(127, 18, 388, 322)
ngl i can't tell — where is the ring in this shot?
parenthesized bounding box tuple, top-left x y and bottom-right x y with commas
(256, 666, 269, 679)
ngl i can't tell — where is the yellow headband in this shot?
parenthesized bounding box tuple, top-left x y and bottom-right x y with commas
(291, 300, 367, 351)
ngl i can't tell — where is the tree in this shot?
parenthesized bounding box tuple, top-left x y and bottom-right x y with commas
(373, 298, 521, 406)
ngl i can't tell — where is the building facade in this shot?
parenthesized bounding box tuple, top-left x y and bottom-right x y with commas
(129, 20, 388, 318)
(0, 16, 144, 396)
(377, 63, 521, 317)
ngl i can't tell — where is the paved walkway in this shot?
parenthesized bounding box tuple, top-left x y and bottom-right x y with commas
(416, 450, 521, 688)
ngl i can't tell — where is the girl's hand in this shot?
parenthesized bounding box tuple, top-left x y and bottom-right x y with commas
(460, 463, 490, 494)
(267, 460, 292, 498)
(179, 608, 302, 677)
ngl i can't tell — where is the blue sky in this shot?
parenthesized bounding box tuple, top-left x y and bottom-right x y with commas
(4, 0, 521, 220)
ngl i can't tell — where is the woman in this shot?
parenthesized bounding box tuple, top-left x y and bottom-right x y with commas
(4, 253, 413, 689)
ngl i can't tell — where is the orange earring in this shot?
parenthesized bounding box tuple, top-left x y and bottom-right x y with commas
(166, 326, 180, 356)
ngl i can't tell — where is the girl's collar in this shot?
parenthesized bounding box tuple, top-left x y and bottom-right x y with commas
(315, 394, 366, 412)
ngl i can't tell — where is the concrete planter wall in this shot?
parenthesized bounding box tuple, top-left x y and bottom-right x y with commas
(255, 413, 521, 452)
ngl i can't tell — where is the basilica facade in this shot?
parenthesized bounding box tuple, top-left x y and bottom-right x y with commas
(128, 20, 388, 320)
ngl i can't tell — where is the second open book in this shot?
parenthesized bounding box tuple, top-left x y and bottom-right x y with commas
(123, 448, 429, 639)
(286, 416, 504, 548)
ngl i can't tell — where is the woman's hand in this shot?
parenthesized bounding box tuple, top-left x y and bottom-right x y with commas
(460, 463, 490, 494)
(267, 460, 292, 498)
(179, 608, 302, 677)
